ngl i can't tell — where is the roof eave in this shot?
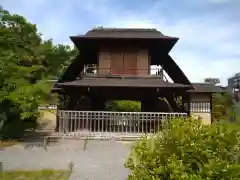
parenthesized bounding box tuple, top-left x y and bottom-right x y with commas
(70, 36, 179, 52)
(54, 80, 193, 89)
(70, 35, 179, 41)
(188, 87, 225, 93)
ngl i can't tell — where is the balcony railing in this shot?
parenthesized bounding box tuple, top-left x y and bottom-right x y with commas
(80, 66, 169, 81)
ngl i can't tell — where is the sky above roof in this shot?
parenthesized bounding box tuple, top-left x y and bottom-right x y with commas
(2, 0, 240, 85)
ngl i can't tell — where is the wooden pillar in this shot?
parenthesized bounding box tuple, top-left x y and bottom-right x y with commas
(188, 93, 191, 117)
(182, 92, 190, 116)
(55, 105, 60, 132)
(184, 92, 191, 117)
(181, 95, 185, 112)
(210, 93, 213, 123)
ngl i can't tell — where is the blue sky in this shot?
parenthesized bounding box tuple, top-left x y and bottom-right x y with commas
(1, 0, 240, 85)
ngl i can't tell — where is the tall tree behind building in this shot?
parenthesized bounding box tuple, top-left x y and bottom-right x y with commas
(204, 77, 220, 85)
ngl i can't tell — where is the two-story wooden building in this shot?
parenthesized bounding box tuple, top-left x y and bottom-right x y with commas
(52, 28, 223, 137)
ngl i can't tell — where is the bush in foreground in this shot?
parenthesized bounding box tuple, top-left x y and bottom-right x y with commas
(125, 118, 240, 180)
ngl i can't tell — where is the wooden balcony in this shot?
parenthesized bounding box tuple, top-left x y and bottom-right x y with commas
(79, 66, 168, 81)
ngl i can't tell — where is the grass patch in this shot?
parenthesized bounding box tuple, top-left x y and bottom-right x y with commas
(0, 140, 22, 148)
(2, 169, 71, 180)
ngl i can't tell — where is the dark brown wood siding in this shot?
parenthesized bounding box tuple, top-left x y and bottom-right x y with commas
(110, 51, 124, 74)
(110, 48, 138, 75)
(123, 50, 138, 75)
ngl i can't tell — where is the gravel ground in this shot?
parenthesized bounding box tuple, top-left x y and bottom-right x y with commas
(0, 139, 132, 180)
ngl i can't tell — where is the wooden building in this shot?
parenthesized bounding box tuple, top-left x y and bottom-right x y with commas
(52, 28, 224, 137)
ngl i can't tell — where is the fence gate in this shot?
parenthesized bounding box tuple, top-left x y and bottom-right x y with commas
(57, 110, 187, 139)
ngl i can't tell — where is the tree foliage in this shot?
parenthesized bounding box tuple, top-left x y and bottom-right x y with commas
(204, 78, 220, 85)
(125, 118, 240, 180)
(212, 92, 234, 121)
(0, 7, 77, 137)
(212, 92, 240, 122)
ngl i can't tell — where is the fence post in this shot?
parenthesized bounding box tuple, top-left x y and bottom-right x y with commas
(0, 162, 3, 179)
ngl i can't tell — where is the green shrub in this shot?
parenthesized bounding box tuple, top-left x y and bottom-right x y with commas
(125, 118, 240, 180)
(106, 100, 141, 112)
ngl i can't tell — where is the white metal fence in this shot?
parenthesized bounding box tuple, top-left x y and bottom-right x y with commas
(57, 111, 187, 139)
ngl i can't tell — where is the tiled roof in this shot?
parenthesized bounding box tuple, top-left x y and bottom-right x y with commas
(188, 83, 225, 93)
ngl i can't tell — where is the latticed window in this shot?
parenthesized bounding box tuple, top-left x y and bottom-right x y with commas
(190, 102, 210, 113)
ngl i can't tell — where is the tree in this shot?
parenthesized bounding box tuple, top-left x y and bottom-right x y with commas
(204, 78, 220, 85)
(39, 40, 78, 79)
(1, 7, 47, 118)
(211, 90, 240, 123)
(0, 7, 77, 138)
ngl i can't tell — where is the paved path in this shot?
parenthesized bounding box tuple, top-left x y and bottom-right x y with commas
(0, 139, 131, 180)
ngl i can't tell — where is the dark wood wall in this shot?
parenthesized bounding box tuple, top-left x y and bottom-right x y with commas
(98, 46, 149, 75)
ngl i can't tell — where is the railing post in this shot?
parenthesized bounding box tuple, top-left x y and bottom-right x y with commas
(0, 162, 3, 179)
(55, 106, 60, 132)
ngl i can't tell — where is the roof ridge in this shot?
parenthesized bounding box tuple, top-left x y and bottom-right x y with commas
(90, 27, 159, 32)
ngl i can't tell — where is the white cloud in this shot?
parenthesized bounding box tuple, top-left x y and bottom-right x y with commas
(172, 51, 240, 85)
(105, 14, 240, 85)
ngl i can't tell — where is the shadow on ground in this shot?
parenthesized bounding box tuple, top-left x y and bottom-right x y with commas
(0, 110, 57, 148)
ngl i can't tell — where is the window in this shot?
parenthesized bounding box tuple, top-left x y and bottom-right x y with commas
(190, 101, 210, 113)
(233, 79, 237, 84)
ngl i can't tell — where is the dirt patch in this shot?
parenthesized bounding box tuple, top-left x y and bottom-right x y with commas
(38, 110, 56, 130)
